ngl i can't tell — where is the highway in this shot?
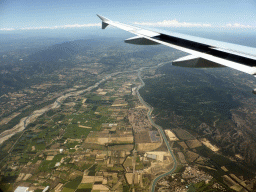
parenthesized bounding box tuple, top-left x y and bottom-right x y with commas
(136, 64, 177, 192)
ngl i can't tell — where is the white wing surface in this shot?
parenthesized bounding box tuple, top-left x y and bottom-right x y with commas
(97, 14, 256, 76)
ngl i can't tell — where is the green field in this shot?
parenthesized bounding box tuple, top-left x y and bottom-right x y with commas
(62, 187, 75, 192)
(38, 154, 65, 172)
(78, 183, 93, 189)
(63, 176, 83, 191)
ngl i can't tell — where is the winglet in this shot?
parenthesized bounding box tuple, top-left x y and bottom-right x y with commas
(97, 14, 109, 22)
(97, 14, 109, 29)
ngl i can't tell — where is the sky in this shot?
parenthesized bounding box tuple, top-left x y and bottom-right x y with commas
(0, 0, 256, 36)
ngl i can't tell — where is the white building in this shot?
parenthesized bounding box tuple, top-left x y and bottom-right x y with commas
(14, 187, 29, 192)
(42, 186, 49, 192)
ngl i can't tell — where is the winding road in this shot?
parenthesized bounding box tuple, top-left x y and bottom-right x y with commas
(1, 62, 176, 191)
(136, 63, 177, 192)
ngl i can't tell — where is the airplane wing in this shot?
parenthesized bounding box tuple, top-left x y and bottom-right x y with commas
(97, 14, 256, 76)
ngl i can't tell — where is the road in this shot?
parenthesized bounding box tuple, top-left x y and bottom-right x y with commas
(0, 67, 147, 150)
(0, 72, 118, 145)
(0, 61, 176, 190)
(136, 64, 177, 192)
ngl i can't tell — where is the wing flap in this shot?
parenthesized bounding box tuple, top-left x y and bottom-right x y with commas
(97, 14, 256, 75)
(143, 35, 256, 74)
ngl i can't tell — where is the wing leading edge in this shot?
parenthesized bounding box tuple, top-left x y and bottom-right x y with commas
(97, 14, 256, 76)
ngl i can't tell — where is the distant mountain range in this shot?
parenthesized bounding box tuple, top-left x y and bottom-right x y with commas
(0, 39, 89, 95)
(0, 37, 171, 96)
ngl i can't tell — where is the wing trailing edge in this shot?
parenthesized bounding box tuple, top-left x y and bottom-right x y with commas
(97, 14, 256, 76)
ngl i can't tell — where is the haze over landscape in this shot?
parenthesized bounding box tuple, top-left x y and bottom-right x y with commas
(1, 0, 256, 192)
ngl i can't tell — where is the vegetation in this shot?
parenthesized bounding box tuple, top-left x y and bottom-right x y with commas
(140, 65, 241, 129)
(2, 36, 255, 192)
(64, 176, 83, 189)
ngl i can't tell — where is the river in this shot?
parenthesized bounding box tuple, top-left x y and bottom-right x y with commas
(0, 62, 177, 191)
(0, 71, 120, 145)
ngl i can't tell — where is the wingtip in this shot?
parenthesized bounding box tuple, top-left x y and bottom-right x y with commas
(97, 14, 109, 29)
(97, 14, 108, 22)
